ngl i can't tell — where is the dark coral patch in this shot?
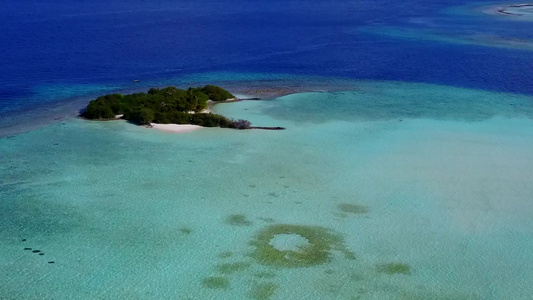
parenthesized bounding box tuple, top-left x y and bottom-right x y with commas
(338, 203, 368, 214)
(202, 276, 229, 289)
(179, 227, 193, 234)
(217, 262, 251, 274)
(226, 214, 253, 226)
(377, 263, 411, 275)
(251, 282, 278, 299)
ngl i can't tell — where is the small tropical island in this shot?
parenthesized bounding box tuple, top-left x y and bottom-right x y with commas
(81, 85, 284, 131)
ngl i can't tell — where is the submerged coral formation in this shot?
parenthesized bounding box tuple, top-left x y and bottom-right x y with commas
(217, 251, 233, 259)
(225, 214, 253, 226)
(338, 203, 368, 214)
(178, 227, 193, 234)
(217, 262, 251, 274)
(250, 224, 355, 268)
(377, 263, 411, 275)
(202, 276, 230, 289)
(250, 282, 278, 299)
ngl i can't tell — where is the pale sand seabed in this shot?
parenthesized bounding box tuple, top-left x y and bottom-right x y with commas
(1, 82, 533, 299)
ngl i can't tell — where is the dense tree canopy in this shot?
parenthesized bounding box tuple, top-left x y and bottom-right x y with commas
(81, 85, 248, 129)
(201, 85, 235, 101)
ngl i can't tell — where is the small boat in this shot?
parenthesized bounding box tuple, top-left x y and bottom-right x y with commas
(133, 79, 140, 83)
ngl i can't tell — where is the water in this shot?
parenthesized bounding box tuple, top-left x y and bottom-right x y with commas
(1, 0, 533, 299)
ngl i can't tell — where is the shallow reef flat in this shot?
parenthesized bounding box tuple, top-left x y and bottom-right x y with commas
(1, 82, 533, 299)
(358, 25, 533, 51)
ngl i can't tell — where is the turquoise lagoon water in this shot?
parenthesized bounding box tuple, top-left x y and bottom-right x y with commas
(1, 81, 533, 299)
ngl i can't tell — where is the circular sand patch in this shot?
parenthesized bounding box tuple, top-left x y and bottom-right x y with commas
(269, 233, 310, 251)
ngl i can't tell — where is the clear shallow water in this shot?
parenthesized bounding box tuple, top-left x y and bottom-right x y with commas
(261, 81, 533, 122)
(2, 0, 533, 299)
(2, 82, 533, 299)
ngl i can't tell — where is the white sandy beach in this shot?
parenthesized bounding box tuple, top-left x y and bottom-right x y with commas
(149, 123, 202, 133)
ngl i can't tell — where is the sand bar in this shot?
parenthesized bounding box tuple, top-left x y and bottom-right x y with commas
(481, 3, 533, 20)
(149, 123, 202, 133)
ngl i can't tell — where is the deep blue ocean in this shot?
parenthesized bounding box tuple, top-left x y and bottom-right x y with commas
(1, 0, 533, 134)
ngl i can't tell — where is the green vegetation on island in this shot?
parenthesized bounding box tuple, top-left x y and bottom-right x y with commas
(201, 85, 235, 101)
(81, 85, 252, 129)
